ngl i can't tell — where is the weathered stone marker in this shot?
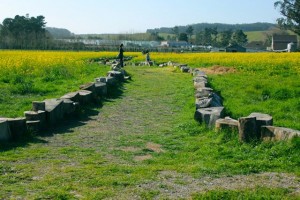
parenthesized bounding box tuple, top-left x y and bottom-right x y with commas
(238, 116, 257, 142)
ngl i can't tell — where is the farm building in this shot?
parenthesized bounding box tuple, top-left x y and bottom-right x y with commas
(246, 41, 266, 51)
(161, 41, 191, 48)
(271, 35, 298, 51)
(225, 44, 246, 52)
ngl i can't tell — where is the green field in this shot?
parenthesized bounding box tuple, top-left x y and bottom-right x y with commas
(0, 51, 299, 199)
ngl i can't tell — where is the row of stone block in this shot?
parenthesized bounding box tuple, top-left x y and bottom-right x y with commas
(188, 67, 300, 142)
(0, 68, 128, 142)
(215, 113, 300, 142)
(190, 68, 225, 128)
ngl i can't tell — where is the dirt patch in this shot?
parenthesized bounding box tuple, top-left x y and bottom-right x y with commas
(120, 146, 141, 152)
(146, 142, 165, 153)
(133, 154, 153, 162)
(125, 171, 300, 199)
(200, 65, 237, 75)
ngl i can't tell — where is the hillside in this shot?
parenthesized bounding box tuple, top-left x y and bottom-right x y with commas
(147, 22, 277, 34)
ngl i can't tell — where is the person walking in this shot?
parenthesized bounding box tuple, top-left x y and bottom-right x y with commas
(118, 43, 124, 67)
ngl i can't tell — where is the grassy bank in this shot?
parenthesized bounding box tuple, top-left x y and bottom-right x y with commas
(0, 66, 300, 199)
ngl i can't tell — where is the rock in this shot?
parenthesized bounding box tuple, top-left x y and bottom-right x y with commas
(261, 126, 300, 141)
(248, 112, 273, 138)
(238, 117, 258, 142)
(180, 66, 190, 73)
(32, 101, 46, 112)
(44, 99, 64, 126)
(194, 107, 225, 128)
(0, 120, 11, 142)
(194, 81, 207, 89)
(193, 76, 208, 84)
(193, 70, 206, 77)
(210, 93, 223, 107)
(107, 71, 124, 81)
(216, 117, 238, 132)
(195, 97, 212, 109)
(195, 87, 213, 98)
(95, 77, 107, 83)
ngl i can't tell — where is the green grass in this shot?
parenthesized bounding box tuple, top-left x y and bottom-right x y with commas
(0, 66, 299, 199)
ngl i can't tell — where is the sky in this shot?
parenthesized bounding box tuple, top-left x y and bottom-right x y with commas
(0, 0, 282, 34)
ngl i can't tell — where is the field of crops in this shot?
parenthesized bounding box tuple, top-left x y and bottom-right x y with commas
(0, 50, 299, 130)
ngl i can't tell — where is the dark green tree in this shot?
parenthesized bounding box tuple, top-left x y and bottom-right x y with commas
(178, 33, 188, 42)
(186, 26, 194, 42)
(274, 0, 300, 35)
(0, 14, 48, 49)
(172, 26, 180, 40)
(231, 30, 248, 45)
(219, 30, 233, 47)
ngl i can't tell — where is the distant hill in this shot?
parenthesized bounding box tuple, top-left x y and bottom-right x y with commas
(46, 27, 74, 39)
(147, 22, 277, 34)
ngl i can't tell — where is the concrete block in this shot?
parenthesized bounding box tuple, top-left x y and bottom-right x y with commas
(32, 101, 46, 112)
(26, 120, 40, 135)
(24, 111, 47, 130)
(248, 112, 273, 138)
(107, 71, 124, 82)
(106, 76, 117, 86)
(6, 118, 26, 140)
(62, 99, 78, 116)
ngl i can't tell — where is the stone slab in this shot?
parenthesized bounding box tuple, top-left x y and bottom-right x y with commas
(194, 107, 225, 128)
(261, 126, 300, 141)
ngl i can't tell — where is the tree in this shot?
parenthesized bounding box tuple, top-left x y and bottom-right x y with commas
(231, 30, 248, 45)
(219, 30, 233, 47)
(274, 0, 300, 35)
(0, 14, 48, 49)
(178, 33, 188, 42)
(186, 26, 194, 42)
(172, 26, 179, 40)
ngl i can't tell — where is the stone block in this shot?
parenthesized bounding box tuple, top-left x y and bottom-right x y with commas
(238, 117, 258, 142)
(180, 66, 190, 73)
(195, 87, 213, 98)
(192, 70, 206, 77)
(32, 101, 46, 112)
(78, 90, 93, 105)
(107, 71, 124, 81)
(193, 76, 208, 84)
(0, 120, 11, 142)
(24, 110, 47, 130)
(26, 120, 40, 135)
(44, 99, 64, 126)
(194, 81, 207, 89)
(62, 99, 78, 116)
(261, 126, 300, 141)
(106, 76, 117, 86)
(61, 92, 80, 102)
(95, 77, 107, 83)
(216, 117, 238, 132)
(195, 97, 212, 109)
(248, 112, 273, 138)
(194, 107, 225, 128)
(95, 82, 107, 97)
(6, 118, 26, 140)
(80, 82, 96, 93)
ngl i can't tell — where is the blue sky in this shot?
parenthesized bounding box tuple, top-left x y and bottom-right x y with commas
(0, 0, 281, 34)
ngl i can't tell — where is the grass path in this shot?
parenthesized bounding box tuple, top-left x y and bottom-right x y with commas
(0, 66, 299, 199)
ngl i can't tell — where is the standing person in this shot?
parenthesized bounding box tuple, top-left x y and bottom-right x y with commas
(118, 43, 124, 67)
